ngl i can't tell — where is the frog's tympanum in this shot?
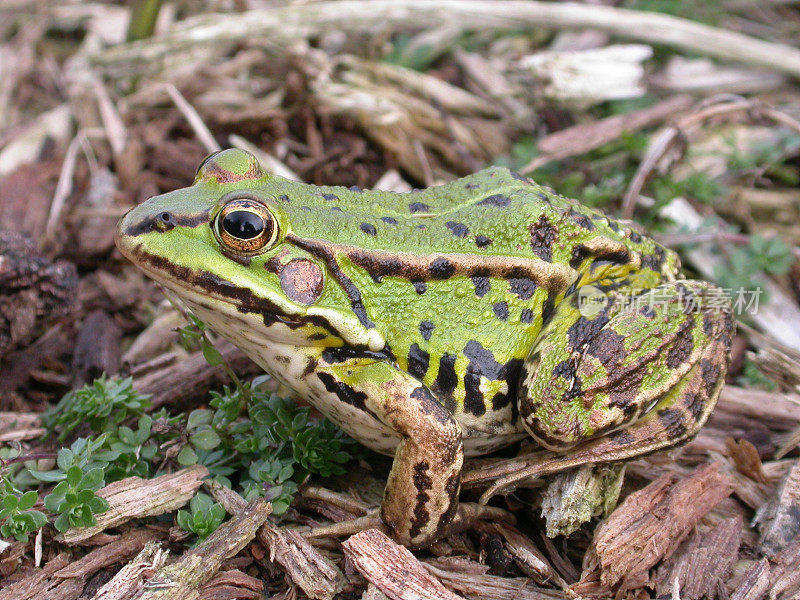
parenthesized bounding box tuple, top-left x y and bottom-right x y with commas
(116, 149, 733, 548)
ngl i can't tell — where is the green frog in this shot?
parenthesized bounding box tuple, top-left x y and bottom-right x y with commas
(116, 149, 733, 548)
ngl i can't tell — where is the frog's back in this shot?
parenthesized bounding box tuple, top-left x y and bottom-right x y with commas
(277, 167, 673, 276)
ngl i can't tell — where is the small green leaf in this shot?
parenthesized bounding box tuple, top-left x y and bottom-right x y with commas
(18, 491, 37, 511)
(27, 469, 67, 483)
(28, 511, 47, 528)
(187, 409, 213, 430)
(176, 509, 191, 531)
(88, 496, 109, 514)
(57, 449, 74, 472)
(201, 342, 224, 366)
(54, 513, 71, 532)
(177, 446, 198, 466)
(44, 493, 64, 513)
(79, 468, 105, 491)
(66, 466, 83, 487)
(190, 429, 221, 451)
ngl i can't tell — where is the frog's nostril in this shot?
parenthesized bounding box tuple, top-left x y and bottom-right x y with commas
(156, 211, 176, 230)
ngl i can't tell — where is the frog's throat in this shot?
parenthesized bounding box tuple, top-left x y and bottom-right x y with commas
(124, 243, 385, 351)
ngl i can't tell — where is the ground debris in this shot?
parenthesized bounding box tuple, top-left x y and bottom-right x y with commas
(138, 497, 270, 600)
(481, 522, 561, 585)
(342, 529, 466, 600)
(0, 230, 77, 358)
(207, 481, 346, 600)
(423, 557, 565, 600)
(2, 0, 800, 597)
(755, 457, 800, 557)
(196, 569, 264, 600)
(59, 465, 207, 544)
(539, 463, 625, 538)
(91, 541, 168, 600)
(133, 340, 262, 411)
(0, 553, 78, 600)
(653, 516, 741, 599)
(55, 527, 165, 580)
(576, 462, 733, 595)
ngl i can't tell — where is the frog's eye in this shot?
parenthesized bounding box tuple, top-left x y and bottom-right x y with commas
(214, 197, 277, 254)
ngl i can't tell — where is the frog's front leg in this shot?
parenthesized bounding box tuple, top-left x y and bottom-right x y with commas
(517, 279, 733, 473)
(316, 356, 463, 548)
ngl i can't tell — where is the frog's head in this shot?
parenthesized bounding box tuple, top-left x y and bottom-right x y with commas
(115, 148, 385, 352)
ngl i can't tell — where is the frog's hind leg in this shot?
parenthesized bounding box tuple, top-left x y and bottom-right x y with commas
(316, 356, 464, 549)
(498, 279, 733, 500)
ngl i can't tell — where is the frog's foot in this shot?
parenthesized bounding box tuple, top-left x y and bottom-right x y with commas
(499, 280, 733, 503)
(316, 357, 463, 549)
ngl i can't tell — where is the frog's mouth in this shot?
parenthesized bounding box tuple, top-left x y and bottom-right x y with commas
(116, 236, 312, 330)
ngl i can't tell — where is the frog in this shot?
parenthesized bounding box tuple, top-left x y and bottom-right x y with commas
(115, 148, 733, 549)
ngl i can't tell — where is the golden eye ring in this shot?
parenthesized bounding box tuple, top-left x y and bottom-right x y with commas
(214, 195, 277, 254)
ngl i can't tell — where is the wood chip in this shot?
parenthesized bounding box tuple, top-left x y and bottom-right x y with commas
(91, 541, 169, 600)
(138, 497, 271, 600)
(197, 569, 263, 600)
(59, 465, 208, 544)
(361, 584, 390, 600)
(134, 341, 261, 411)
(0, 412, 43, 442)
(0, 230, 77, 356)
(0, 554, 71, 600)
(539, 463, 625, 538)
(653, 516, 742, 599)
(760, 536, 800, 598)
(71, 310, 122, 386)
(54, 528, 165, 580)
(579, 462, 733, 593)
(756, 457, 800, 557)
(342, 529, 465, 600)
(730, 559, 771, 600)
(522, 95, 691, 172)
(207, 481, 346, 600)
(483, 522, 560, 585)
(423, 560, 564, 600)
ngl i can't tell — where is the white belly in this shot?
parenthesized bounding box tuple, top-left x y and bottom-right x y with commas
(182, 296, 527, 457)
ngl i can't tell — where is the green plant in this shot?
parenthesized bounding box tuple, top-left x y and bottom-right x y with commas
(29, 320, 356, 536)
(651, 171, 728, 207)
(242, 458, 298, 515)
(43, 466, 109, 532)
(237, 394, 352, 480)
(727, 130, 800, 186)
(0, 480, 47, 542)
(97, 416, 158, 481)
(175, 408, 224, 468)
(177, 315, 245, 394)
(714, 234, 793, 298)
(29, 436, 113, 483)
(738, 358, 777, 391)
(42, 376, 151, 440)
(176, 493, 226, 540)
(747, 234, 794, 277)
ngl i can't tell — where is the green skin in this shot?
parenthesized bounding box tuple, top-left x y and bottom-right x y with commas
(116, 149, 734, 548)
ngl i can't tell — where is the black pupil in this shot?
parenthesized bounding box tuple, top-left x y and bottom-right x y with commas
(222, 210, 265, 240)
